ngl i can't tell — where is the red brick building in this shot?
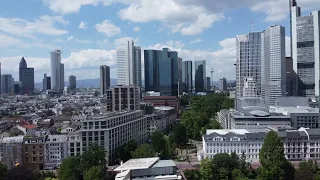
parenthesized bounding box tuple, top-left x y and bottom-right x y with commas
(143, 96, 179, 113)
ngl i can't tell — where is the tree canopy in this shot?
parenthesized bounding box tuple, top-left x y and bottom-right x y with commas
(131, 144, 156, 158)
(80, 144, 107, 172)
(0, 163, 7, 180)
(151, 131, 166, 155)
(59, 157, 83, 180)
(83, 166, 107, 180)
(172, 123, 188, 146)
(115, 140, 137, 163)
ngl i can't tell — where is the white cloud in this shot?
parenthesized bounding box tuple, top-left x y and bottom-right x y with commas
(190, 38, 203, 44)
(133, 26, 141, 32)
(0, 15, 68, 38)
(114, 37, 139, 46)
(0, 33, 23, 48)
(78, 21, 88, 29)
(54, 36, 91, 44)
(180, 14, 224, 35)
(95, 20, 121, 37)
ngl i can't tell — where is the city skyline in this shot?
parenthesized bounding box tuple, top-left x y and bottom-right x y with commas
(2, 1, 320, 82)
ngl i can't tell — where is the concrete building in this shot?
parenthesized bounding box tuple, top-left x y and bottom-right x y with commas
(199, 127, 320, 162)
(286, 57, 298, 96)
(182, 61, 193, 93)
(50, 50, 64, 92)
(67, 132, 82, 157)
(143, 96, 179, 116)
(79, 110, 149, 164)
(69, 75, 76, 91)
(44, 135, 68, 170)
(291, 5, 320, 97)
(43, 73, 51, 91)
(19, 57, 34, 95)
(105, 85, 140, 112)
(117, 40, 141, 86)
(114, 157, 181, 180)
(100, 65, 110, 95)
(147, 106, 176, 134)
(22, 135, 46, 170)
(195, 60, 206, 92)
(220, 77, 227, 91)
(0, 136, 24, 169)
(236, 32, 262, 97)
(243, 77, 258, 97)
(1, 74, 13, 94)
(261, 25, 286, 105)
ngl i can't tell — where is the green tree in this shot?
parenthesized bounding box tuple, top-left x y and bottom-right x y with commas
(184, 169, 200, 180)
(44, 178, 58, 180)
(172, 123, 188, 146)
(151, 131, 166, 155)
(181, 110, 209, 140)
(83, 166, 107, 180)
(164, 135, 177, 158)
(259, 131, 288, 180)
(33, 171, 57, 180)
(58, 157, 82, 180)
(199, 158, 215, 180)
(132, 144, 156, 158)
(115, 140, 137, 163)
(0, 163, 7, 180)
(5, 166, 34, 180)
(294, 163, 314, 180)
(213, 153, 232, 172)
(239, 152, 248, 176)
(80, 144, 107, 172)
(219, 167, 228, 180)
(315, 171, 320, 180)
(210, 119, 222, 129)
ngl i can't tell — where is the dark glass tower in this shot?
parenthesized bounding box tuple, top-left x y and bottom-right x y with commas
(19, 57, 34, 95)
(182, 61, 193, 92)
(195, 60, 206, 92)
(144, 50, 160, 92)
(100, 65, 110, 95)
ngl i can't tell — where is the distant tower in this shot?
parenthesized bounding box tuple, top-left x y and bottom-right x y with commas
(210, 67, 214, 88)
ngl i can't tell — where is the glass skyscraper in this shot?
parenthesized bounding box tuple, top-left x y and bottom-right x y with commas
(182, 61, 193, 92)
(19, 57, 34, 95)
(144, 50, 160, 92)
(195, 60, 206, 92)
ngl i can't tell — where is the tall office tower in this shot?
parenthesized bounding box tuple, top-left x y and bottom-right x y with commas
(19, 57, 34, 95)
(69, 75, 76, 91)
(243, 77, 258, 97)
(220, 77, 227, 91)
(195, 60, 206, 92)
(43, 73, 48, 91)
(0, 62, 1, 95)
(261, 25, 286, 105)
(116, 40, 141, 86)
(289, 0, 299, 58)
(206, 77, 211, 91)
(178, 57, 183, 95)
(100, 65, 110, 95)
(182, 61, 193, 92)
(13, 81, 21, 95)
(144, 50, 160, 92)
(144, 48, 179, 96)
(292, 5, 320, 97)
(286, 57, 298, 96)
(47, 77, 51, 90)
(50, 50, 64, 91)
(236, 32, 262, 97)
(1, 74, 13, 94)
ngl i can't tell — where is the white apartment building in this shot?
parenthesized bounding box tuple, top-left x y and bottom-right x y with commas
(261, 25, 286, 105)
(44, 135, 68, 170)
(117, 40, 142, 86)
(67, 131, 82, 157)
(199, 127, 320, 162)
(79, 110, 148, 165)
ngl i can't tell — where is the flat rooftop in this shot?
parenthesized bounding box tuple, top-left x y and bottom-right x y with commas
(114, 157, 159, 171)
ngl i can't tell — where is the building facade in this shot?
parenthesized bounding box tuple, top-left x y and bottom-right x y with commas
(220, 77, 227, 91)
(117, 40, 141, 86)
(100, 65, 110, 95)
(261, 25, 286, 105)
(44, 135, 68, 170)
(291, 5, 320, 97)
(286, 57, 298, 96)
(182, 61, 193, 93)
(236, 32, 262, 97)
(69, 75, 76, 91)
(19, 57, 34, 95)
(50, 50, 64, 92)
(22, 136, 46, 170)
(144, 50, 160, 92)
(0, 136, 24, 169)
(195, 60, 206, 92)
(1, 74, 13, 94)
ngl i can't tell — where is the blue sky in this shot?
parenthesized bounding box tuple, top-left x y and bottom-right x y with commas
(0, 0, 319, 82)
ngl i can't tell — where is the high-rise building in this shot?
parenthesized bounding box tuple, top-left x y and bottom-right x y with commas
(0, 62, 2, 95)
(144, 50, 160, 92)
(261, 25, 286, 105)
(100, 65, 110, 95)
(195, 60, 206, 92)
(13, 81, 21, 95)
(1, 74, 13, 94)
(50, 50, 64, 92)
(69, 75, 76, 91)
(182, 61, 193, 92)
(291, 5, 320, 97)
(116, 40, 141, 86)
(144, 48, 179, 96)
(289, 0, 299, 58)
(243, 77, 258, 97)
(236, 32, 262, 97)
(43, 74, 51, 91)
(220, 78, 227, 91)
(19, 57, 34, 95)
(178, 57, 183, 95)
(206, 77, 211, 91)
(286, 57, 298, 96)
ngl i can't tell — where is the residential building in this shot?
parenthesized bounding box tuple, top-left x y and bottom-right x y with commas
(143, 96, 179, 116)
(44, 135, 68, 170)
(19, 57, 34, 95)
(105, 85, 140, 112)
(117, 40, 141, 86)
(69, 75, 76, 91)
(67, 131, 82, 157)
(206, 77, 211, 91)
(0, 136, 24, 169)
(261, 25, 286, 105)
(195, 60, 206, 92)
(236, 32, 262, 97)
(291, 5, 320, 96)
(50, 50, 64, 92)
(79, 110, 149, 164)
(182, 61, 193, 93)
(144, 50, 160, 92)
(114, 157, 181, 180)
(1, 74, 13, 94)
(220, 77, 227, 91)
(22, 135, 46, 170)
(286, 57, 298, 96)
(147, 106, 176, 134)
(100, 65, 110, 95)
